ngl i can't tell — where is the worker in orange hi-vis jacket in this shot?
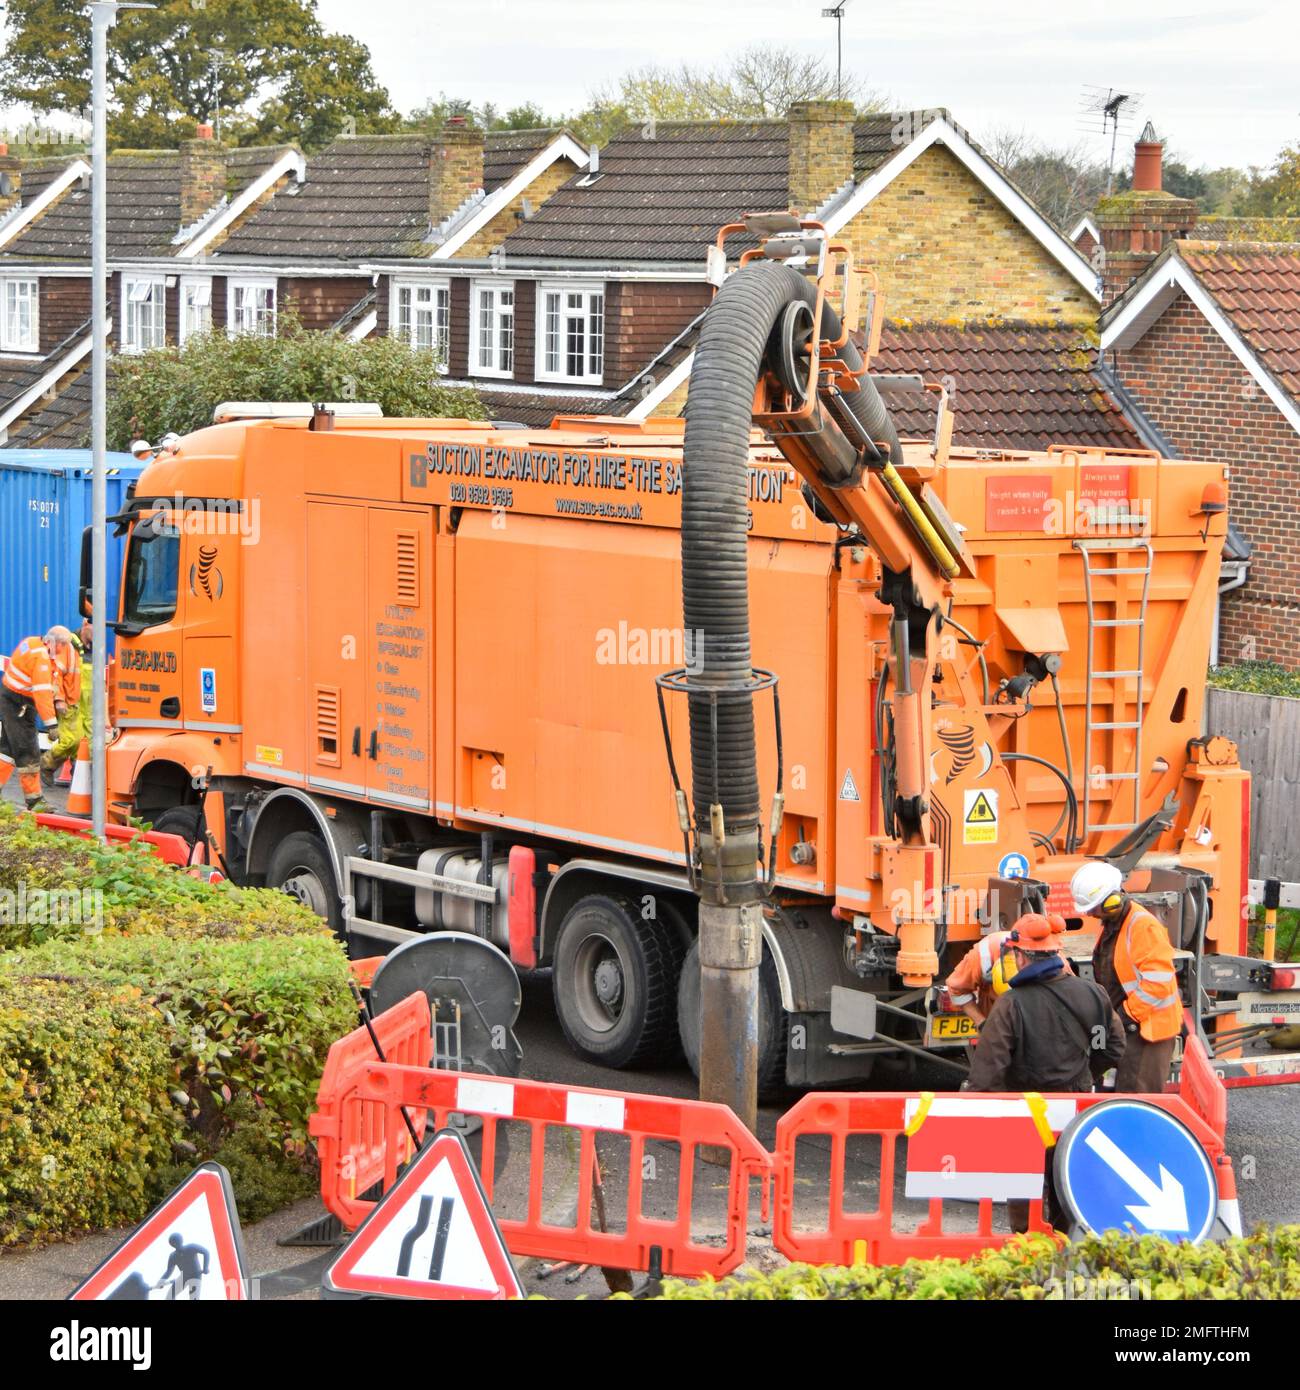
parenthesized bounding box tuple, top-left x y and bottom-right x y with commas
(1071, 861, 1182, 1092)
(0, 627, 74, 812)
(945, 913, 1074, 1025)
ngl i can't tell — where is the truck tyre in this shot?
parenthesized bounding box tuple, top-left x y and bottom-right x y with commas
(677, 938, 790, 1101)
(151, 806, 205, 862)
(266, 831, 344, 933)
(552, 892, 684, 1069)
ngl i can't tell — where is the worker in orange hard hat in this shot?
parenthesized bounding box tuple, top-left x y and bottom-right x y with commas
(945, 912, 1074, 1026)
(964, 912, 1126, 1235)
(0, 628, 73, 812)
(1070, 861, 1181, 1093)
(963, 912, 1125, 1095)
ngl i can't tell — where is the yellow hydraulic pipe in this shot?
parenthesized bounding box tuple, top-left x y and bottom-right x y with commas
(880, 462, 960, 579)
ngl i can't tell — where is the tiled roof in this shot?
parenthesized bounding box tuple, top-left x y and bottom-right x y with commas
(484, 128, 568, 192)
(219, 133, 437, 261)
(0, 145, 296, 262)
(1194, 216, 1300, 244)
(3, 369, 90, 447)
(1177, 241, 1300, 401)
(871, 322, 1143, 451)
(475, 388, 623, 429)
(499, 111, 946, 264)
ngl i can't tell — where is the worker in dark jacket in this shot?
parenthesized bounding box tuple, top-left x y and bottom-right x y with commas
(965, 912, 1126, 1093)
(964, 912, 1127, 1233)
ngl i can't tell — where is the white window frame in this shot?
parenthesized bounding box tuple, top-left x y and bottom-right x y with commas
(227, 277, 277, 338)
(391, 278, 451, 368)
(121, 274, 166, 353)
(178, 276, 213, 344)
(470, 280, 515, 379)
(536, 282, 605, 386)
(0, 277, 39, 353)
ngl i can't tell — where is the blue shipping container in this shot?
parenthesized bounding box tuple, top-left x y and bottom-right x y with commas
(0, 449, 146, 657)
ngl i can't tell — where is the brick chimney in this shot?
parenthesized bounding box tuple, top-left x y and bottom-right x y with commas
(1096, 122, 1197, 303)
(180, 125, 228, 226)
(0, 151, 21, 216)
(787, 100, 856, 216)
(430, 118, 484, 227)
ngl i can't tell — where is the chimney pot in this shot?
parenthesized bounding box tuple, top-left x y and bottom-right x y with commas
(1133, 120, 1163, 193)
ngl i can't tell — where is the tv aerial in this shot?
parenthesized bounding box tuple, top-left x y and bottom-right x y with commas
(1079, 85, 1144, 193)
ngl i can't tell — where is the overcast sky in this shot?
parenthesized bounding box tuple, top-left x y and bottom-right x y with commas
(316, 0, 1296, 169)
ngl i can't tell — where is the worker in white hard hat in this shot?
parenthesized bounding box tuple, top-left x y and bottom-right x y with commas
(1070, 861, 1181, 1092)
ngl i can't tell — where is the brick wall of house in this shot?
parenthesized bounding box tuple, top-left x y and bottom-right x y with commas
(841, 146, 1096, 324)
(38, 276, 91, 351)
(453, 158, 579, 260)
(281, 276, 370, 332)
(1111, 292, 1300, 667)
(604, 280, 710, 387)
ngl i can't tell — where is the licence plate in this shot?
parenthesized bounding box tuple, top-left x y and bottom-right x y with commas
(930, 1013, 977, 1042)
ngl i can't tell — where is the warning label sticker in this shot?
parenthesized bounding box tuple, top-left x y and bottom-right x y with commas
(839, 768, 860, 802)
(963, 787, 999, 844)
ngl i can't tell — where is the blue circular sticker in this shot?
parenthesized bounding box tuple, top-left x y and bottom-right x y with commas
(998, 851, 1030, 879)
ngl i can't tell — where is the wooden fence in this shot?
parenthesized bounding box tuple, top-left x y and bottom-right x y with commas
(1204, 687, 1300, 883)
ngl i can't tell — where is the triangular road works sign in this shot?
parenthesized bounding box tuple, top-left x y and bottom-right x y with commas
(324, 1128, 523, 1300)
(69, 1162, 249, 1301)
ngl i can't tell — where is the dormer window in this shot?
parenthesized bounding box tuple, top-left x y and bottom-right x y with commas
(537, 283, 604, 385)
(179, 277, 212, 343)
(121, 275, 165, 353)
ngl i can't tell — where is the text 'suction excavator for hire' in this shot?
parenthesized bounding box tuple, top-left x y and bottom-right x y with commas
(94, 214, 1297, 1126)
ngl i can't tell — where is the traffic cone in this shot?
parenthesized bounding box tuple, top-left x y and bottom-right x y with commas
(55, 759, 72, 786)
(66, 739, 92, 816)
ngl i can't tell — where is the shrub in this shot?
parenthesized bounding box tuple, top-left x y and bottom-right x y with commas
(0, 975, 177, 1245)
(0, 810, 355, 1241)
(1208, 661, 1300, 697)
(106, 304, 485, 449)
(645, 1228, 1300, 1300)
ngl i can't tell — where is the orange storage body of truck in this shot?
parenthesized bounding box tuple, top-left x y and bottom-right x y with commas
(100, 409, 1287, 1087)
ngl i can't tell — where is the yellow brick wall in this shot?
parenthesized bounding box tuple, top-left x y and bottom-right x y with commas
(453, 158, 579, 260)
(840, 146, 1095, 325)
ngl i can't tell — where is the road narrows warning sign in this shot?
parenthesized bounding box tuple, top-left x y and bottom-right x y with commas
(69, 1162, 248, 1301)
(324, 1128, 522, 1300)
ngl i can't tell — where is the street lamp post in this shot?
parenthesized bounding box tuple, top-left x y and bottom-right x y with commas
(89, 0, 153, 839)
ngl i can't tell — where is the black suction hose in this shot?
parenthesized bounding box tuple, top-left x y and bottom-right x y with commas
(682, 259, 900, 903)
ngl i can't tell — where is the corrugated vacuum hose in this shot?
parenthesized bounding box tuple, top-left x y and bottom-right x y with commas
(676, 259, 901, 1130)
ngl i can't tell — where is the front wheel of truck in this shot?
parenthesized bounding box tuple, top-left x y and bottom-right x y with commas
(552, 891, 685, 1069)
(266, 830, 344, 934)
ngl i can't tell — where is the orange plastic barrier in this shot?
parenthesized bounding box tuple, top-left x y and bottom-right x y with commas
(34, 812, 193, 866)
(325, 1061, 771, 1279)
(311, 1001, 1235, 1274)
(772, 1088, 1232, 1268)
(308, 992, 432, 1229)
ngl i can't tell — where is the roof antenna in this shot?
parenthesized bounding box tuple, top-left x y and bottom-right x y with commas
(1078, 85, 1144, 194)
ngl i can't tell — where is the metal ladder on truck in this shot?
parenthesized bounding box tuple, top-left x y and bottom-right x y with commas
(1072, 537, 1154, 837)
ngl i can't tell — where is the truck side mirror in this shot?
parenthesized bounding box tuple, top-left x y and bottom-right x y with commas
(79, 525, 93, 617)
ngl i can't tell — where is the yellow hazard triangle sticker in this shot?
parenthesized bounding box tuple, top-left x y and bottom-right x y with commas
(963, 787, 998, 844)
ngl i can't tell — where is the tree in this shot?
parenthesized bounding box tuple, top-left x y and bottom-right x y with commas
(1236, 143, 1300, 217)
(106, 309, 483, 449)
(982, 129, 1109, 230)
(578, 43, 889, 136)
(0, 0, 398, 150)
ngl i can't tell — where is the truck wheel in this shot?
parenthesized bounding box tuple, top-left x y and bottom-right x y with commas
(151, 806, 205, 862)
(266, 831, 343, 932)
(552, 892, 684, 1069)
(677, 938, 790, 1101)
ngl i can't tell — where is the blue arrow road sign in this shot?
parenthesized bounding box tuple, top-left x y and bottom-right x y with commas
(1053, 1100, 1218, 1243)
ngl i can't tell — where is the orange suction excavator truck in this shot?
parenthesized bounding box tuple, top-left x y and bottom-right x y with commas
(91, 215, 1298, 1108)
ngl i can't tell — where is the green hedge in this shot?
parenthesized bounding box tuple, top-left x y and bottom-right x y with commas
(0, 807, 354, 1243)
(1208, 661, 1300, 697)
(647, 1228, 1300, 1299)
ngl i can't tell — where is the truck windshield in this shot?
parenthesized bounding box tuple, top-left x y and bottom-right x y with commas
(121, 521, 180, 628)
